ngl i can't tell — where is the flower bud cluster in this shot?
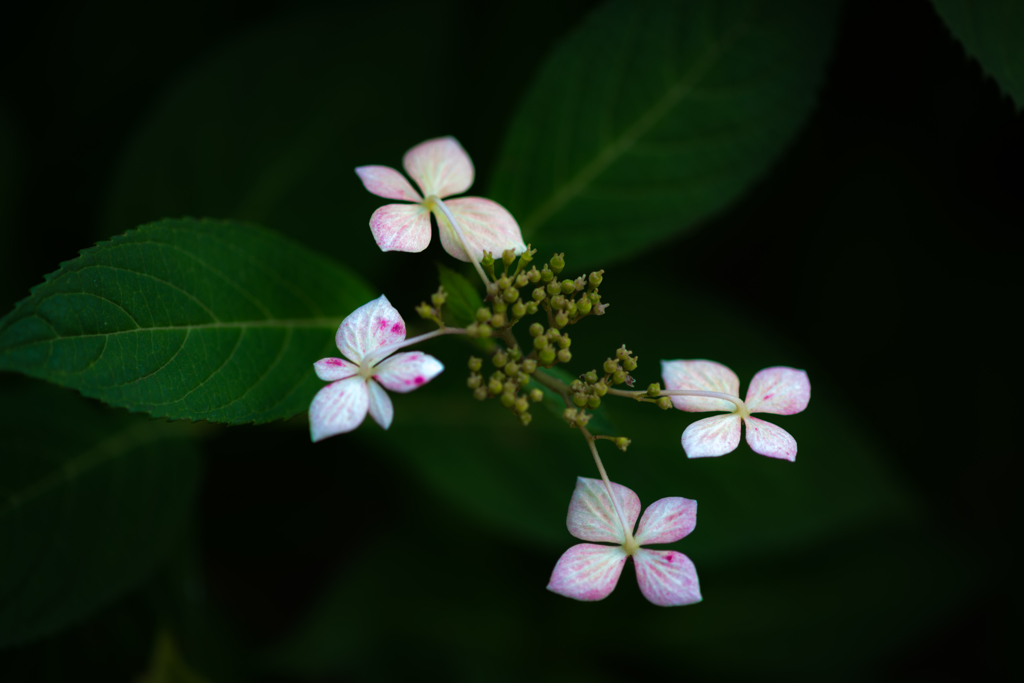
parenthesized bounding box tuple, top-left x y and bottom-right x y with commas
(415, 285, 449, 327)
(601, 344, 639, 388)
(465, 351, 544, 426)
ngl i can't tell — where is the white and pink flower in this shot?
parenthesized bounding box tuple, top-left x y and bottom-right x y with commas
(547, 477, 701, 607)
(661, 360, 810, 461)
(309, 295, 444, 442)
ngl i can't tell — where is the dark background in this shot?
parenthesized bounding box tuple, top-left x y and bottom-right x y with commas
(0, 0, 1018, 680)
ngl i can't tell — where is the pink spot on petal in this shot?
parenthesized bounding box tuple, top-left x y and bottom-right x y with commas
(763, 393, 774, 401)
(666, 555, 673, 563)
(323, 358, 344, 366)
(414, 375, 425, 385)
(391, 322, 405, 335)
(378, 319, 388, 330)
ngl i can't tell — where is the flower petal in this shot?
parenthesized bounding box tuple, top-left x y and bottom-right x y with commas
(546, 543, 628, 602)
(434, 197, 527, 263)
(661, 359, 740, 412)
(354, 165, 422, 202)
(372, 351, 444, 393)
(681, 414, 742, 458)
(744, 416, 798, 461)
(745, 366, 810, 415)
(313, 357, 359, 382)
(335, 295, 407, 364)
(566, 476, 641, 544)
(369, 203, 431, 254)
(366, 379, 394, 430)
(402, 136, 474, 198)
(308, 376, 369, 442)
(634, 497, 697, 546)
(633, 549, 702, 607)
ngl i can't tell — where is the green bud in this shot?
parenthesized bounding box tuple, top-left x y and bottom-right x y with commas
(565, 301, 578, 317)
(612, 369, 627, 385)
(616, 345, 630, 361)
(486, 282, 500, 298)
(576, 411, 591, 427)
(516, 372, 530, 386)
(502, 248, 516, 270)
(532, 287, 546, 302)
(488, 377, 504, 395)
(657, 396, 673, 410)
(508, 346, 523, 361)
(519, 412, 533, 426)
(557, 335, 571, 350)
(560, 280, 575, 295)
(548, 328, 561, 338)
(522, 359, 538, 374)
(540, 265, 554, 283)
(550, 253, 565, 274)
(527, 266, 541, 283)
(431, 288, 448, 308)
(570, 379, 585, 393)
(550, 294, 566, 310)
(497, 275, 511, 290)
(467, 374, 482, 389)
(557, 349, 572, 363)
(473, 386, 488, 401)
(623, 357, 638, 372)
(584, 370, 598, 384)
(415, 302, 434, 320)
(491, 313, 506, 328)
(533, 334, 549, 350)
(503, 287, 519, 303)
(468, 356, 483, 372)
(563, 408, 578, 422)
(576, 297, 592, 315)
(514, 396, 529, 414)
(574, 276, 586, 291)
(492, 350, 508, 368)
(525, 301, 539, 315)
(646, 382, 661, 397)
(500, 391, 516, 408)
(476, 307, 492, 323)
(539, 348, 556, 365)
(504, 361, 520, 377)
(519, 246, 536, 266)
(593, 380, 608, 397)
(492, 299, 507, 314)
(546, 281, 561, 297)
(515, 273, 529, 288)
(554, 311, 569, 328)
(477, 323, 493, 338)
(466, 322, 479, 337)
(573, 392, 588, 407)
(481, 251, 496, 279)
(614, 436, 630, 452)
(529, 322, 544, 337)
(587, 395, 601, 409)
(529, 388, 544, 403)
(589, 270, 604, 287)
(603, 359, 619, 374)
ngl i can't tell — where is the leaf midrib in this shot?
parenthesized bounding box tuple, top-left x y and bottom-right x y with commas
(521, 5, 754, 236)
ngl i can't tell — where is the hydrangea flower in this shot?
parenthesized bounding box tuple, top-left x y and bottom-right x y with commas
(661, 360, 810, 461)
(547, 477, 701, 607)
(309, 295, 443, 442)
(355, 136, 526, 264)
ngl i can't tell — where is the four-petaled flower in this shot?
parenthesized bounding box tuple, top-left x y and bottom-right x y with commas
(309, 295, 443, 442)
(661, 360, 810, 461)
(356, 136, 526, 262)
(547, 477, 701, 607)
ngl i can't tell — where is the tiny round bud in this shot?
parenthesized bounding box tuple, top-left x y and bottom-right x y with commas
(525, 302, 538, 315)
(576, 297, 592, 315)
(497, 275, 511, 290)
(503, 287, 519, 304)
(550, 294, 566, 310)
(492, 350, 508, 368)
(527, 267, 541, 283)
(491, 313, 507, 328)
(415, 302, 434, 319)
(468, 356, 483, 372)
(614, 436, 630, 452)
(603, 359, 619, 374)
(554, 311, 569, 328)
(560, 280, 575, 295)
(504, 361, 520, 377)
(570, 379, 585, 393)
(492, 299, 507, 313)
(587, 395, 601, 409)
(481, 251, 495, 268)
(576, 411, 591, 427)
(623, 357, 638, 372)
(584, 370, 598, 384)
(529, 388, 544, 403)
(473, 386, 488, 401)
(532, 287, 546, 302)
(502, 248, 516, 268)
(500, 391, 515, 408)
(477, 323, 493, 337)
(431, 290, 447, 308)
(515, 273, 529, 288)
(657, 396, 673, 410)
(522, 359, 538, 374)
(573, 392, 588, 407)
(589, 270, 604, 287)
(612, 369, 627, 385)
(533, 335, 549, 350)
(529, 322, 544, 337)
(647, 382, 661, 397)
(486, 282, 499, 298)
(550, 253, 565, 274)
(557, 335, 571, 349)
(565, 301, 578, 317)
(539, 348, 556, 365)
(476, 308, 492, 323)
(541, 265, 554, 283)
(508, 346, 523, 361)
(466, 322, 480, 337)
(488, 378, 504, 395)
(546, 281, 561, 297)
(467, 374, 482, 389)
(519, 412, 533, 426)
(593, 381, 608, 397)
(616, 346, 630, 361)
(557, 348, 572, 363)
(563, 408, 578, 422)
(516, 372, 530, 386)
(514, 397, 529, 414)
(548, 328, 561, 338)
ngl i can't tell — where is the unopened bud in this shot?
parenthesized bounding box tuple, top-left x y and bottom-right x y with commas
(529, 388, 544, 402)
(481, 251, 496, 278)
(657, 396, 673, 410)
(504, 361, 520, 377)
(468, 356, 483, 372)
(565, 301, 578, 317)
(476, 308, 492, 323)
(503, 287, 519, 303)
(570, 379, 585, 393)
(550, 294, 566, 310)
(539, 348, 556, 365)
(527, 266, 541, 283)
(488, 378, 504, 395)
(467, 374, 482, 389)
(491, 313, 507, 328)
(476, 323, 493, 338)
(573, 392, 588, 407)
(541, 265, 554, 283)
(546, 281, 561, 297)
(486, 282, 500, 298)
(589, 270, 604, 287)
(554, 311, 569, 328)
(519, 412, 533, 426)
(557, 335, 571, 349)
(510, 301, 526, 319)
(533, 335, 549, 350)
(431, 288, 447, 308)
(492, 350, 508, 368)
(492, 299, 507, 313)
(532, 287, 546, 302)
(575, 411, 591, 427)
(647, 382, 661, 397)
(587, 395, 601, 409)
(550, 253, 565, 274)
(623, 356, 638, 372)
(593, 380, 608, 397)
(576, 297, 592, 315)
(563, 408, 578, 423)
(416, 302, 434, 319)
(522, 359, 538, 374)
(529, 322, 544, 337)
(508, 346, 523, 361)
(614, 436, 630, 452)
(525, 301, 538, 315)
(473, 386, 488, 401)
(612, 369, 627, 385)
(515, 273, 529, 288)
(502, 248, 516, 269)
(497, 275, 511, 290)
(603, 359, 619, 374)
(584, 370, 598, 384)
(616, 345, 630, 361)
(557, 349, 572, 363)
(500, 391, 516, 408)
(560, 280, 575, 295)
(514, 396, 529, 414)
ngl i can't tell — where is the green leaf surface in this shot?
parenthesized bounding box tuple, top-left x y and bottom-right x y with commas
(0, 218, 374, 424)
(932, 0, 1024, 108)
(436, 263, 483, 328)
(0, 380, 202, 647)
(489, 0, 840, 268)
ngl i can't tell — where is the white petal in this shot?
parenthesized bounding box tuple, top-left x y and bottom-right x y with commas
(367, 380, 394, 430)
(372, 351, 444, 394)
(308, 376, 369, 442)
(313, 357, 359, 382)
(661, 359, 741, 412)
(681, 414, 742, 458)
(634, 497, 697, 546)
(566, 476, 641, 544)
(744, 416, 798, 461)
(369, 203, 431, 253)
(546, 543, 628, 602)
(335, 295, 407, 365)
(633, 549, 702, 607)
(434, 197, 526, 263)
(403, 136, 474, 198)
(745, 366, 810, 415)
(355, 165, 422, 201)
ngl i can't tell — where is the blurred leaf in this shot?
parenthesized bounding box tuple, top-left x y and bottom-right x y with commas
(0, 380, 202, 647)
(0, 218, 374, 424)
(932, 0, 1024, 109)
(489, 0, 841, 269)
(137, 630, 212, 683)
(436, 263, 483, 327)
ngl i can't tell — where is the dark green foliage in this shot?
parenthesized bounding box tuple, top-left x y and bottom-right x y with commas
(932, 0, 1024, 108)
(489, 0, 841, 268)
(0, 381, 201, 647)
(0, 219, 374, 424)
(436, 263, 484, 327)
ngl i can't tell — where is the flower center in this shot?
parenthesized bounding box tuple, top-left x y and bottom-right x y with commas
(622, 537, 641, 556)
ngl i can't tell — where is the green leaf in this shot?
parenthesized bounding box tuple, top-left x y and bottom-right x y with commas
(0, 380, 203, 647)
(489, 0, 841, 268)
(436, 263, 483, 328)
(0, 218, 374, 424)
(932, 0, 1024, 109)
